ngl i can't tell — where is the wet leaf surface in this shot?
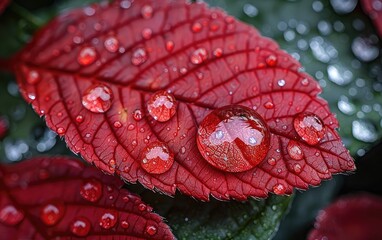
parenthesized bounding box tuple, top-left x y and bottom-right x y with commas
(0, 157, 174, 239)
(308, 194, 382, 240)
(15, 0, 354, 201)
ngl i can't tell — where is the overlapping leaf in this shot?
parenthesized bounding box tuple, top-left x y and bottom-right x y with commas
(361, 0, 382, 37)
(0, 157, 174, 239)
(15, 0, 355, 200)
(308, 194, 382, 240)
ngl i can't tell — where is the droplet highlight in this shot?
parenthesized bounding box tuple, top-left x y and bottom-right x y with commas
(197, 105, 270, 172)
(147, 90, 177, 122)
(140, 141, 174, 174)
(82, 84, 113, 113)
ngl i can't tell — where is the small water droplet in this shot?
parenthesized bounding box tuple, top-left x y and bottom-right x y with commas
(40, 201, 65, 226)
(121, 220, 129, 228)
(293, 112, 325, 145)
(141, 4, 153, 19)
(267, 157, 276, 166)
(99, 211, 118, 229)
(265, 55, 277, 67)
(133, 109, 143, 121)
(197, 105, 270, 172)
(104, 36, 119, 53)
(77, 47, 97, 66)
(142, 28, 153, 39)
(301, 78, 309, 86)
(165, 40, 174, 52)
(264, 101, 274, 109)
(147, 90, 177, 122)
(277, 79, 286, 87)
(191, 22, 202, 33)
(70, 217, 91, 237)
(26, 70, 40, 85)
(190, 48, 208, 65)
(138, 203, 147, 211)
(287, 140, 304, 160)
(352, 119, 378, 143)
(131, 48, 148, 66)
(82, 84, 113, 113)
(80, 179, 103, 202)
(273, 183, 286, 195)
(0, 205, 24, 225)
(213, 48, 223, 57)
(113, 121, 122, 128)
(146, 225, 157, 236)
(57, 127, 65, 135)
(293, 163, 302, 173)
(140, 141, 174, 174)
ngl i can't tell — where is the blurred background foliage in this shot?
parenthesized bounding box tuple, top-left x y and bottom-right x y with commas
(0, 0, 381, 239)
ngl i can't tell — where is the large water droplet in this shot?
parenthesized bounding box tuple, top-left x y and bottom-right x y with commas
(0, 205, 24, 225)
(147, 90, 177, 122)
(99, 211, 118, 229)
(70, 217, 91, 237)
(293, 112, 325, 145)
(351, 36, 379, 62)
(197, 105, 270, 172)
(82, 84, 113, 113)
(40, 201, 65, 226)
(80, 179, 103, 202)
(77, 47, 97, 66)
(352, 119, 378, 143)
(140, 141, 174, 174)
(131, 48, 148, 66)
(190, 48, 208, 65)
(104, 36, 119, 53)
(287, 140, 304, 160)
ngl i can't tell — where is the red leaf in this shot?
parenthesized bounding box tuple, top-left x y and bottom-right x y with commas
(14, 0, 355, 200)
(361, 0, 382, 37)
(0, 157, 174, 239)
(308, 194, 382, 240)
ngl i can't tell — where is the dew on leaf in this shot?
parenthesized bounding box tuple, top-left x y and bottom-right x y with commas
(57, 127, 65, 135)
(99, 211, 118, 229)
(131, 48, 148, 66)
(121, 220, 129, 229)
(196, 105, 270, 172)
(267, 157, 276, 166)
(77, 47, 97, 66)
(113, 121, 122, 128)
(265, 55, 277, 67)
(82, 84, 113, 113)
(190, 48, 208, 65)
(75, 115, 84, 123)
(26, 70, 40, 85)
(264, 101, 275, 109)
(293, 163, 302, 173)
(80, 179, 103, 202)
(191, 22, 202, 33)
(165, 40, 174, 52)
(70, 217, 91, 237)
(287, 140, 304, 160)
(40, 201, 65, 226)
(0, 205, 24, 226)
(142, 28, 153, 39)
(352, 119, 378, 143)
(138, 203, 147, 211)
(293, 112, 326, 145)
(147, 90, 177, 122)
(146, 225, 157, 236)
(277, 79, 286, 87)
(133, 109, 143, 121)
(337, 95, 356, 115)
(351, 36, 379, 62)
(273, 183, 286, 195)
(140, 141, 174, 174)
(213, 48, 223, 57)
(104, 36, 119, 53)
(141, 4, 153, 19)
